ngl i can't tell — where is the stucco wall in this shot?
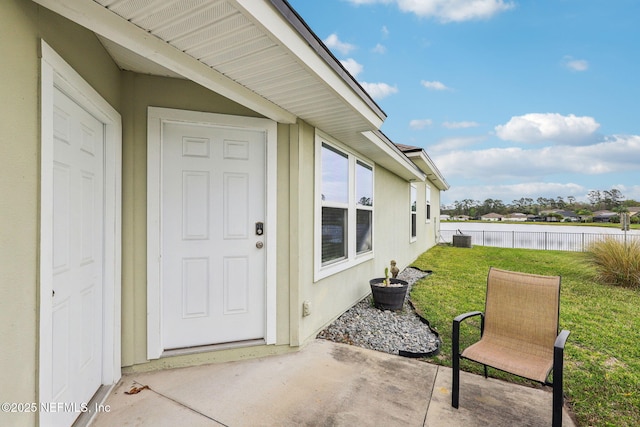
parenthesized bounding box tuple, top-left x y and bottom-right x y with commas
(0, 2, 122, 426)
(118, 73, 297, 369)
(289, 123, 441, 344)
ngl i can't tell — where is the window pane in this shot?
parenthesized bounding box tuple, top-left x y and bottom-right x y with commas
(411, 213, 417, 238)
(411, 185, 417, 212)
(356, 161, 373, 206)
(322, 207, 347, 264)
(321, 144, 348, 204)
(411, 185, 417, 238)
(356, 209, 372, 253)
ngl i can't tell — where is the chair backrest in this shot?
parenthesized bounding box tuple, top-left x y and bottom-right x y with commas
(484, 268, 561, 350)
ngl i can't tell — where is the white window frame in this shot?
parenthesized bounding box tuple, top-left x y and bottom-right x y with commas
(426, 184, 432, 223)
(410, 183, 418, 242)
(315, 131, 374, 281)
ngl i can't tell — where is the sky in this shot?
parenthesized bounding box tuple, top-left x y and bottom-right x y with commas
(286, 0, 640, 207)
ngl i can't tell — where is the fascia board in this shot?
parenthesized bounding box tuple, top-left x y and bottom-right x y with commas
(232, 0, 385, 130)
(33, 0, 297, 124)
(404, 151, 450, 191)
(361, 131, 426, 182)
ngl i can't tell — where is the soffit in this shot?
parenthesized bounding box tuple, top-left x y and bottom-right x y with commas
(93, 0, 384, 139)
(35, 0, 427, 181)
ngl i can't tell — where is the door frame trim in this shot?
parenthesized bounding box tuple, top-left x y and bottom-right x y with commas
(39, 40, 122, 420)
(146, 107, 278, 359)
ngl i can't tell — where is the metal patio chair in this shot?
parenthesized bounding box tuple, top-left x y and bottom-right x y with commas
(452, 267, 570, 427)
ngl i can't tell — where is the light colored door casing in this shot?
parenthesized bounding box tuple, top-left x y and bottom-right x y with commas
(40, 41, 122, 427)
(147, 107, 277, 358)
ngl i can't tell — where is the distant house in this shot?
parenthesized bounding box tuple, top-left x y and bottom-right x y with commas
(506, 213, 528, 222)
(628, 207, 640, 218)
(539, 209, 578, 222)
(481, 213, 504, 221)
(454, 215, 470, 221)
(555, 210, 579, 221)
(593, 210, 617, 222)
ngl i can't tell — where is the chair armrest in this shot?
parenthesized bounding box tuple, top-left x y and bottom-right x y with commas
(453, 311, 484, 324)
(453, 311, 485, 356)
(454, 311, 484, 335)
(554, 329, 570, 350)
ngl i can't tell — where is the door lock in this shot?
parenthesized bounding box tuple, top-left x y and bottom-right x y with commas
(255, 222, 264, 236)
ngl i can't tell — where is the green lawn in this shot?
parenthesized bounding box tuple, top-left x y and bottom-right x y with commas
(409, 245, 640, 427)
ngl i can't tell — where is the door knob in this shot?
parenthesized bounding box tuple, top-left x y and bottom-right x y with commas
(256, 241, 264, 249)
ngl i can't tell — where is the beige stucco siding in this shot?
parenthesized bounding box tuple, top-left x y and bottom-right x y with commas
(289, 125, 441, 344)
(118, 73, 271, 367)
(0, 2, 122, 425)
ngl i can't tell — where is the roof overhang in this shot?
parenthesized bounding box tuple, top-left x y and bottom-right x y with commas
(33, 0, 438, 183)
(360, 131, 427, 182)
(399, 147, 450, 191)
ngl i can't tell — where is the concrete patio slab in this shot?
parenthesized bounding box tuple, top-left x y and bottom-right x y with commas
(425, 365, 576, 427)
(90, 340, 576, 427)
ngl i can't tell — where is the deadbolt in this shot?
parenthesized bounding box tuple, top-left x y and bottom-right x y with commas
(256, 241, 264, 249)
(255, 222, 264, 236)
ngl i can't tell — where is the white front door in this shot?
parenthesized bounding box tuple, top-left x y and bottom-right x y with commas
(161, 121, 267, 349)
(51, 87, 104, 426)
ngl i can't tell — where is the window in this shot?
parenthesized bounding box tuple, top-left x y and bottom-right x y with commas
(426, 185, 432, 222)
(316, 134, 374, 279)
(356, 161, 373, 253)
(320, 144, 348, 264)
(410, 184, 417, 241)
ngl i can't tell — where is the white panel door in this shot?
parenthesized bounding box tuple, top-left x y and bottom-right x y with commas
(51, 87, 104, 426)
(162, 122, 266, 349)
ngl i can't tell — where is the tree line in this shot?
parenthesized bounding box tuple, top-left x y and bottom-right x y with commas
(442, 189, 639, 218)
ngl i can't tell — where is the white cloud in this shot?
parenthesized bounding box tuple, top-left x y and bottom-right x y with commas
(421, 80, 450, 91)
(323, 33, 356, 55)
(360, 82, 398, 99)
(345, 0, 514, 22)
(409, 119, 433, 129)
(433, 134, 640, 180)
(340, 58, 364, 78)
(619, 184, 640, 202)
(381, 25, 389, 37)
(429, 136, 486, 152)
(372, 43, 387, 54)
(495, 113, 600, 145)
(442, 121, 480, 129)
(436, 134, 640, 205)
(563, 56, 589, 72)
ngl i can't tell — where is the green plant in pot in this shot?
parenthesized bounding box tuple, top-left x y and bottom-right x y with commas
(370, 260, 409, 311)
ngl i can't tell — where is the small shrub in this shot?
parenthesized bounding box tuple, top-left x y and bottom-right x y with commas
(586, 237, 640, 288)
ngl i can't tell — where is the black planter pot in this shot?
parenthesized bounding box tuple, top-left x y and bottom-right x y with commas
(369, 278, 409, 311)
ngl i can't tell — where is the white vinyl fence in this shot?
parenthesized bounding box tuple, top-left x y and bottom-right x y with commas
(440, 229, 640, 252)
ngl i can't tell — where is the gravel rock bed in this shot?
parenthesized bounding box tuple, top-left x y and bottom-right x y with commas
(316, 267, 440, 357)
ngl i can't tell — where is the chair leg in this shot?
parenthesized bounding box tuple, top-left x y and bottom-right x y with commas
(452, 320, 460, 408)
(552, 345, 565, 427)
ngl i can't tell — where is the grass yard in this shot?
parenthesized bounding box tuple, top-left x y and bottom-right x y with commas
(409, 245, 640, 427)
